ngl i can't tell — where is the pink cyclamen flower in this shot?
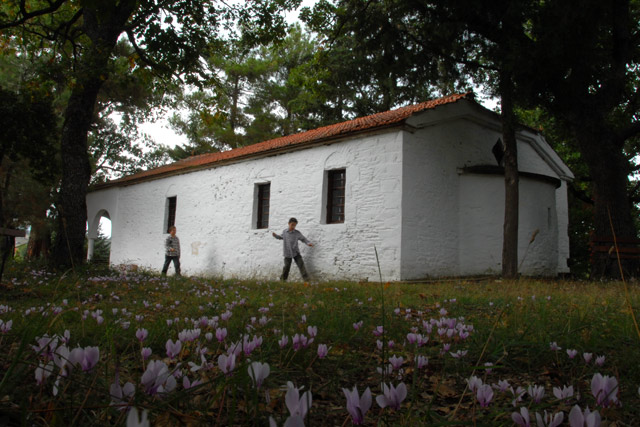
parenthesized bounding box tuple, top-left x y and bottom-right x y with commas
(216, 327, 227, 342)
(278, 335, 289, 348)
(182, 375, 203, 390)
(549, 342, 562, 351)
(553, 385, 574, 400)
(141, 360, 176, 395)
(317, 344, 329, 359)
(583, 352, 593, 364)
(406, 333, 417, 345)
(69, 346, 100, 371)
(416, 334, 428, 347)
(528, 384, 545, 403)
(416, 355, 428, 369)
(217, 353, 236, 375)
(292, 334, 311, 351)
(307, 326, 317, 338)
(165, 339, 182, 360)
(110, 375, 135, 409)
(535, 410, 564, 427)
(568, 405, 601, 427)
(33, 334, 59, 360)
(52, 345, 71, 377)
(376, 382, 407, 410)
(466, 376, 483, 393)
(141, 347, 152, 360)
(353, 321, 363, 331)
(493, 379, 510, 393)
(595, 355, 605, 366)
(476, 384, 494, 407)
(510, 386, 526, 406)
(136, 328, 148, 342)
(450, 350, 467, 359)
(567, 349, 578, 359)
(591, 373, 619, 407)
(389, 354, 403, 370)
(126, 407, 149, 427)
(35, 361, 54, 385)
(0, 319, 12, 333)
(372, 326, 383, 336)
(343, 386, 372, 425)
(512, 407, 531, 427)
(285, 381, 312, 419)
(248, 361, 270, 388)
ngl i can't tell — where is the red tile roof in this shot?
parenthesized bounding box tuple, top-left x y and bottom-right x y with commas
(100, 93, 471, 188)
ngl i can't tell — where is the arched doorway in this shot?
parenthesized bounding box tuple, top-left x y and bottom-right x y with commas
(87, 210, 111, 263)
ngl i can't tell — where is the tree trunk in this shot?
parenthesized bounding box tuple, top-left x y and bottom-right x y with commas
(51, 79, 99, 268)
(501, 73, 519, 278)
(51, 1, 137, 268)
(576, 127, 638, 278)
(27, 210, 51, 259)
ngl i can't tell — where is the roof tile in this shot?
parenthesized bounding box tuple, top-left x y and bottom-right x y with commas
(105, 93, 470, 187)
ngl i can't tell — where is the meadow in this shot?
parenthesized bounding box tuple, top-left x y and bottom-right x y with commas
(0, 262, 638, 426)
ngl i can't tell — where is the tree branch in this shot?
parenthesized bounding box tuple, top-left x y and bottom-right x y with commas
(615, 121, 640, 146)
(0, 0, 69, 30)
(125, 29, 172, 75)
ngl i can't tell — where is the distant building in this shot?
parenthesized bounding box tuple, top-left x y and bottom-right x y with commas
(86, 93, 573, 280)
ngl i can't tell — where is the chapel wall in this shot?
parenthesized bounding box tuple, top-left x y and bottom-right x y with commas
(104, 131, 404, 281)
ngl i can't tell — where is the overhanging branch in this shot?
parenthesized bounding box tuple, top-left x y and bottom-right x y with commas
(0, 0, 69, 30)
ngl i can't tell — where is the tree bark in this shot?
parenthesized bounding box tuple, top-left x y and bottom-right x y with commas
(500, 73, 519, 278)
(575, 126, 638, 278)
(51, 1, 137, 268)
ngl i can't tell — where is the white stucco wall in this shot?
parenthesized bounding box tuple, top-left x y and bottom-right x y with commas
(457, 175, 560, 276)
(91, 132, 404, 281)
(87, 99, 573, 280)
(400, 103, 570, 279)
(555, 180, 571, 273)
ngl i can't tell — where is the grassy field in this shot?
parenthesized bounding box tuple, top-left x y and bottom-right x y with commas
(0, 261, 638, 426)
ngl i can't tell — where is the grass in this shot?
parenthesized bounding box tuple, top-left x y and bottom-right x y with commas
(0, 260, 639, 426)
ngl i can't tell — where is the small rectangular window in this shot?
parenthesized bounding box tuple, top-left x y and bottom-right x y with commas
(256, 183, 270, 229)
(326, 169, 346, 224)
(166, 196, 177, 233)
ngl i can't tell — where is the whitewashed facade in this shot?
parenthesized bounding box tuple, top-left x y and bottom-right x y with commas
(87, 95, 573, 281)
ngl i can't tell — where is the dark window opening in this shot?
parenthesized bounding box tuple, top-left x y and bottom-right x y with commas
(327, 169, 346, 224)
(166, 196, 177, 233)
(257, 183, 270, 229)
(492, 138, 505, 166)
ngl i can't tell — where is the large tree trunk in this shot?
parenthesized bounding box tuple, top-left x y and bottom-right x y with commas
(576, 127, 638, 278)
(27, 209, 51, 259)
(500, 73, 519, 278)
(51, 76, 100, 268)
(51, 2, 137, 268)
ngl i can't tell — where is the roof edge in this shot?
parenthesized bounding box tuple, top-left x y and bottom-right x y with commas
(92, 93, 471, 191)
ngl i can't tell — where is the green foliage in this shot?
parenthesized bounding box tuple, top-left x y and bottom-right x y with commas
(1, 0, 299, 266)
(0, 87, 58, 180)
(166, 25, 331, 159)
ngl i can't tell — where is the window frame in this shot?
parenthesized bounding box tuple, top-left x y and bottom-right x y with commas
(165, 196, 177, 233)
(326, 169, 346, 224)
(256, 183, 271, 229)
